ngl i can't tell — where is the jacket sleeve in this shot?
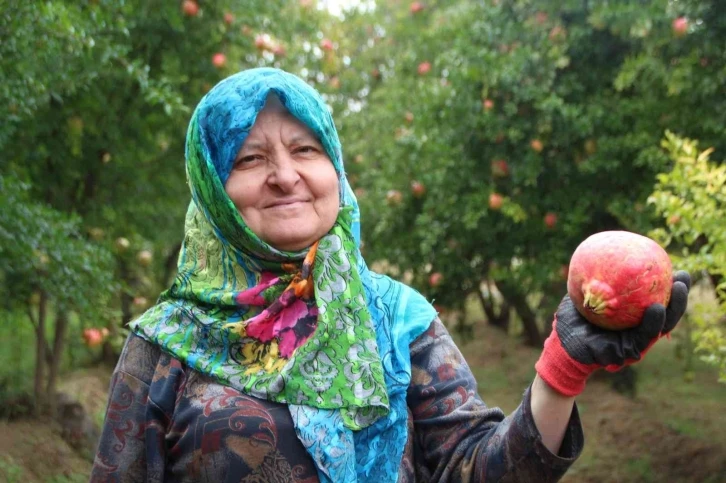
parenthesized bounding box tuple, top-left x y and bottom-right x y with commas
(90, 335, 171, 483)
(407, 318, 584, 483)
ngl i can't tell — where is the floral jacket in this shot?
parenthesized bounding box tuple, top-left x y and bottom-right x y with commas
(90, 319, 583, 482)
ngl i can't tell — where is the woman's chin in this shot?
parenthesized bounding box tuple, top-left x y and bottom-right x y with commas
(264, 231, 316, 252)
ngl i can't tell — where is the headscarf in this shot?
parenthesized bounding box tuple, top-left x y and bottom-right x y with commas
(130, 67, 436, 482)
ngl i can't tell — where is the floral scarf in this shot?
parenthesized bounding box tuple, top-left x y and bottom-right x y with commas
(130, 68, 436, 482)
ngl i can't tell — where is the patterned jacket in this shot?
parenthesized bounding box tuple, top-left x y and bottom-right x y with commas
(91, 319, 583, 482)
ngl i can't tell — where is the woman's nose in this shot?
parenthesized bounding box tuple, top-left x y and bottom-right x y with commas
(267, 153, 301, 190)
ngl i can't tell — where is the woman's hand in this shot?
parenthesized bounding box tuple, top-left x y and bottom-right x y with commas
(534, 271, 691, 397)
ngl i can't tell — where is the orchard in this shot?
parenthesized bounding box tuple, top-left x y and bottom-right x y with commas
(1, 0, 725, 478)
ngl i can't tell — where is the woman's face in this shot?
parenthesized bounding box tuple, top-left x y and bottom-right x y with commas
(225, 96, 340, 252)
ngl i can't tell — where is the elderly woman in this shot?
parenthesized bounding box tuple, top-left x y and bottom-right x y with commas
(91, 68, 690, 482)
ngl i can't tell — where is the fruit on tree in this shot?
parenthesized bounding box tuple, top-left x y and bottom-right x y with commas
(404, 111, 414, 123)
(429, 272, 443, 287)
(491, 159, 509, 177)
(272, 44, 286, 57)
(410, 2, 425, 14)
(417, 61, 432, 75)
(544, 212, 557, 228)
(137, 250, 153, 266)
(672, 17, 688, 37)
(212, 53, 226, 68)
(115, 237, 130, 252)
(82, 328, 105, 347)
(530, 139, 544, 153)
(386, 190, 403, 205)
(489, 193, 503, 210)
(255, 34, 272, 51)
(320, 38, 334, 51)
(411, 180, 426, 198)
(567, 231, 673, 330)
(223, 12, 234, 25)
(182, 0, 199, 17)
(483, 98, 494, 111)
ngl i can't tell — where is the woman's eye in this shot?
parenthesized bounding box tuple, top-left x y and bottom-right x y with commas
(295, 146, 318, 154)
(236, 154, 263, 166)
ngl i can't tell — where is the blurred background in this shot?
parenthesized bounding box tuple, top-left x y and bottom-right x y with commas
(1, 0, 725, 481)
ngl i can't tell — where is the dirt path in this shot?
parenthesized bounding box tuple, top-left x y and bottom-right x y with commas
(564, 383, 726, 483)
(0, 420, 91, 482)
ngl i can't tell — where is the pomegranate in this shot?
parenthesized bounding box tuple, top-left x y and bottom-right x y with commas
(488, 192, 503, 210)
(82, 328, 104, 347)
(429, 272, 443, 287)
(567, 231, 673, 330)
(182, 0, 199, 17)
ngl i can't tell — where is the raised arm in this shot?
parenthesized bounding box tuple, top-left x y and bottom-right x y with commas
(407, 318, 583, 483)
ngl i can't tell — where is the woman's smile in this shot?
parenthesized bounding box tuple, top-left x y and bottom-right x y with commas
(265, 198, 309, 209)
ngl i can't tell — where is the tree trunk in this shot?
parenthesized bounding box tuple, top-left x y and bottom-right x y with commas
(477, 281, 509, 331)
(119, 257, 133, 326)
(497, 281, 542, 347)
(46, 311, 69, 416)
(33, 290, 49, 416)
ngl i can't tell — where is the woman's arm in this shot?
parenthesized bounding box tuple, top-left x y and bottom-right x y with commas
(407, 318, 583, 483)
(90, 335, 169, 483)
(531, 374, 576, 454)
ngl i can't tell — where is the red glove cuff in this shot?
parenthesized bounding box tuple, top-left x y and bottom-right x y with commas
(535, 319, 664, 397)
(535, 324, 599, 397)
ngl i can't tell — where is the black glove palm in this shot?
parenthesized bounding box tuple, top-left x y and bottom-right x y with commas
(535, 271, 691, 396)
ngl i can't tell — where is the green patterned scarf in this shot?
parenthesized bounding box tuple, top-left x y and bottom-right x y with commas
(130, 68, 389, 430)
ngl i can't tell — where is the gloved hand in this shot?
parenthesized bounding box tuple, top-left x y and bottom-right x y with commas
(535, 271, 691, 397)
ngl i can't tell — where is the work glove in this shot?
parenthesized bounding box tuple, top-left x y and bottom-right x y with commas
(535, 271, 691, 397)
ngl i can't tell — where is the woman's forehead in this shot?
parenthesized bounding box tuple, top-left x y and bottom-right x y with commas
(244, 94, 320, 142)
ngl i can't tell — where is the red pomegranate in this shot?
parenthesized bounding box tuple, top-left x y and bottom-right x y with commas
(566, 231, 673, 330)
